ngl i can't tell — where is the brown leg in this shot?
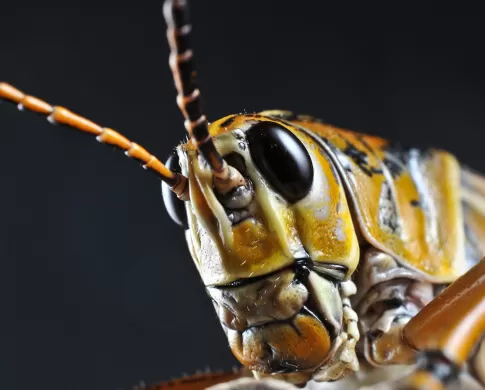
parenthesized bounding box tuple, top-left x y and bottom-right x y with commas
(399, 257, 485, 389)
(367, 325, 417, 366)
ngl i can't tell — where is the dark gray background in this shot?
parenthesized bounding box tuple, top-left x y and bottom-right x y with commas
(2, 1, 485, 389)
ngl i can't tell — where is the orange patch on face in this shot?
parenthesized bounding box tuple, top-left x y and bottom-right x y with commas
(231, 219, 281, 270)
(265, 314, 332, 369)
(228, 314, 331, 373)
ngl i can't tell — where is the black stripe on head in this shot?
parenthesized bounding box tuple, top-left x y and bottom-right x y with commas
(219, 115, 236, 129)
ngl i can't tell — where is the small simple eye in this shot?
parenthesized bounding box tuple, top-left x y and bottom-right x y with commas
(162, 152, 188, 229)
(246, 122, 313, 203)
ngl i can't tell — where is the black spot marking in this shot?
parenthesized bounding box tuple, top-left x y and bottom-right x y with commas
(383, 155, 405, 178)
(410, 199, 420, 207)
(219, 115, 236, 128)
(342, 140, 383, 177)
(356, 134, 375, 154)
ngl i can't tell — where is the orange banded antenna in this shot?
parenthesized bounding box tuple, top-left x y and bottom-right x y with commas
(0, 82, 189, 199)
(163, 0, 245, 194)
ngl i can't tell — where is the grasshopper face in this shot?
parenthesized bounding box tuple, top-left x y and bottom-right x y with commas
(163, 114, 360, 378)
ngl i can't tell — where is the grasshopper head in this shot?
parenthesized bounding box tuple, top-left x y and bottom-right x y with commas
(162, 114, 360, 382)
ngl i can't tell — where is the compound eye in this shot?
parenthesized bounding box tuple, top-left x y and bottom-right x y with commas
(162, 152, 188, 229)
(246, 122, 313, 203)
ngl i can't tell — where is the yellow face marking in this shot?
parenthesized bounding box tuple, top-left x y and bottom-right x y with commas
(286, 127, 360, 275)
(231, 218, 284, 275)
(183, 126, 295, 285)
(181, 114, 362, 285)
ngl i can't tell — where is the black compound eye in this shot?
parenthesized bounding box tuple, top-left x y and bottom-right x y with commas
(162, 152, 188, 229)
(246, 122, 313, 203)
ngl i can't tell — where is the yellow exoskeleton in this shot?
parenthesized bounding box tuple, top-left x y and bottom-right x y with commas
(2, 1, 485, 390)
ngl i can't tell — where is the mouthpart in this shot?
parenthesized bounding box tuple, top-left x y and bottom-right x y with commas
(207, 260, 345, 375)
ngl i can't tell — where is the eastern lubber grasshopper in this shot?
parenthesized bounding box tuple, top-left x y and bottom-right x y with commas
(3, 1, 485, 389)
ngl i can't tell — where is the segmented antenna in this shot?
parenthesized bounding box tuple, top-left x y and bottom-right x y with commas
(0, 82, 189, 199)
(163, 0, 245, 193)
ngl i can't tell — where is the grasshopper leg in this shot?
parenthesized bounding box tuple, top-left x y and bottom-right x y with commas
(398, 257, 485, 389)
